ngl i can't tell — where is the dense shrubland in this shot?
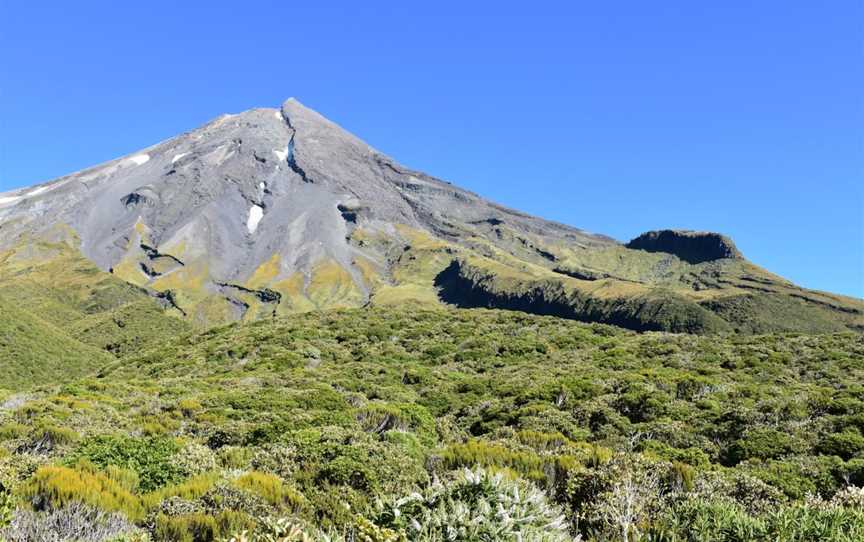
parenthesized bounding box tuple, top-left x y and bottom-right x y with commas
(0, 306, 862, 540)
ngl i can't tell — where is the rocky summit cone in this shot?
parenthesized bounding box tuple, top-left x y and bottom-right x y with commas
(0, 98, 861, 332)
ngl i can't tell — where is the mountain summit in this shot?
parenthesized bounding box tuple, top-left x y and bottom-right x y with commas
(1, 98, 861, 332)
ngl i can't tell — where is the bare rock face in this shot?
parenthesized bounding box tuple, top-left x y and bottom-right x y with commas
(625, 230, 743, 264)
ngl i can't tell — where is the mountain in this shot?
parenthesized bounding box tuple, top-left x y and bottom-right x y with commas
(1, 98, 861, 333)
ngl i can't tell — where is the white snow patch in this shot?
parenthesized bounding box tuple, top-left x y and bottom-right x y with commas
(273, 148, 288, 161)
(27, 186, 50, 197)
(247, 204, 264, 234)
(127, 154, 150, 166)
(171, 152, 190, 164)
(258, 182, 266, 190)
(0, 196, 21, 205)
(274, 111, 282, 120)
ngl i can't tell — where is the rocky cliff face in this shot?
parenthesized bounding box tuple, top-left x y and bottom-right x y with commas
(0, 98, 860, 333)
(626, 230, 742, 264)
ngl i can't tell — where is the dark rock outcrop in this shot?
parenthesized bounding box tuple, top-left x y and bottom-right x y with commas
(626, 230, 742, 264)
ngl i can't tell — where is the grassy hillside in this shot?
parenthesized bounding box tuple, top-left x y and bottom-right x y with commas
(0, 235, 191, 362)
(432, 249, 864, 335)
(353, 224, 864, 335)
(1, 307, 862, 540)
(32, 216, 859, 334)
(0, 297, 112, 391)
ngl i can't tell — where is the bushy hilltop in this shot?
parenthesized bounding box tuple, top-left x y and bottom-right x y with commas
(0, 98, 860, 333)
(1, 307, 863, 540)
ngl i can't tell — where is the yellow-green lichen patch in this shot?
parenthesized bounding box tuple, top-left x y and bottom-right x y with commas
(306, 259, 365, 309)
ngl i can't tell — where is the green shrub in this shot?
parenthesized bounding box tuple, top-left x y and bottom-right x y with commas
(560, 454, 667, 541)
(355, 403, 436, 446)
(70, 435, 183, 491)
(0, 481, 12, 528)
(318, 455, 378, 491)
(144, 473, 220, 510)
(746, 456, 844, 499)
(727, 428, 807, 463)
(654, 497, 864, 542)
(0, 423, 28, 441)
(154, 510, 253, 542)
(233, 472, 304, 511)
(819, 428, 864, 460)
(20, 464, 144, 520)
(218, 446, 252, 470)
(441, 440, 548, 481)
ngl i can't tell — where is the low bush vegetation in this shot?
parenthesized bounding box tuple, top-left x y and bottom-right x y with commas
(0, 306, 862, 540)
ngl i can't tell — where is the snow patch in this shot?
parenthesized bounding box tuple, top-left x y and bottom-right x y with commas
(27, 186, 50, 197)
(127, 154, 150, 166)
(274, 111, 282, 120)
(273, 148, 288, 161)
(0, 196, 21, 205)
(247, 204, 264, 234)
(171, 152, 190, 164)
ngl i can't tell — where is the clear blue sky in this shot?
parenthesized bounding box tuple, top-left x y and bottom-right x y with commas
(1, 1, 862, 297)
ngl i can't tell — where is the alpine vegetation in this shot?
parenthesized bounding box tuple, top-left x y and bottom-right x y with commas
(0, 307, 862, 540)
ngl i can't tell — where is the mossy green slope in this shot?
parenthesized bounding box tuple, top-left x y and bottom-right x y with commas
(0, 233, 191, 392)
(427, 235, 863, 334)
(0, 296, 113, 391)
